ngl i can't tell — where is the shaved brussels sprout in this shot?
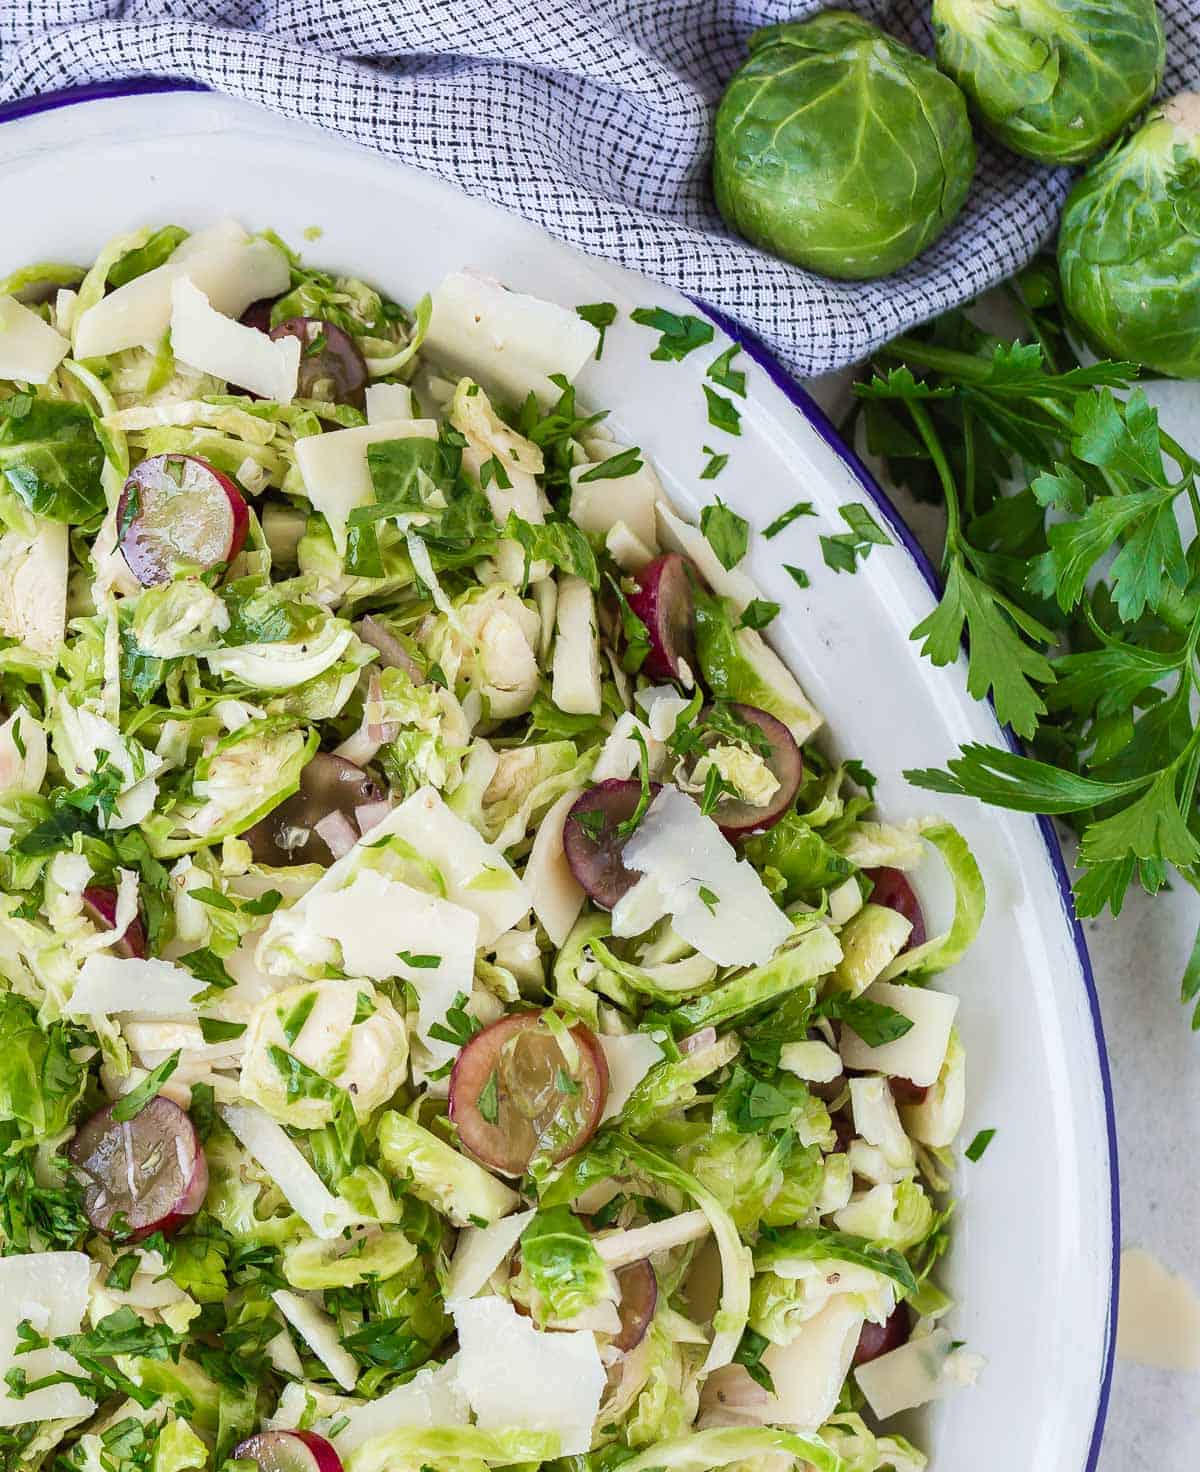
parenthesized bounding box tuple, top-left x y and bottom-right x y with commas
(933, 0, 1164, 165)
(1058, 94, 1200, 379)
(713, 12, 975, 279)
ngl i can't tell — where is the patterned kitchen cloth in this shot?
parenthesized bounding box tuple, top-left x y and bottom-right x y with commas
(0, 0, 1197, 377)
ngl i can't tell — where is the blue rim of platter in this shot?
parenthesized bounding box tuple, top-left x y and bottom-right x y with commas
(0, 75, 1120, 1470)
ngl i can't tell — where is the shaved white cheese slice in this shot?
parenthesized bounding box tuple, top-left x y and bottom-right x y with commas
(264, 1329, 304, 1379)
(125, 1021, 244, 1068)
(598, 1032, 665, 1123)
(302, 868, 477, 1060)
(0, 1252, 95, 1426)
(838, 980, 959, 1088)
(220, 1104, 351, 1239)
(53, 288, 78, 337)
(552, 576, 602, 716)
(452, 1296, 605, 1455)
(525, 788, 585, 948)
(828, 876, 864, 926)
(73, 231, 290, 359)
(605, 520, 655, 572)
(592, 712, 662, 782)
(854, 1327, 984, 1420)
(294, 419, 439, 554)
(779, 1039, 842, 1084)
(272, 1289, 358, 1391)
(170, 219, 249, 261)
(445, 1209, 535, 1302)
(170, 278, 300, 401)
(613, 787, 792, 966)
(0, 295, 70, 383)
(377, 785, 530, 945)
(766, 1296, 866, 1429)
(656, 502, 760, 612)
(426, 271, 599, 407)
(258, 788, 528, 979)
(66, 954, 203, 1018)
(593, 1209, 711, 1269)
(330, 1360, 467, 1454)
(365, 382, 414, 424)
(0, 521, 67, 659)
(569, 453, 662, 550)
(635, 685, 692, 742)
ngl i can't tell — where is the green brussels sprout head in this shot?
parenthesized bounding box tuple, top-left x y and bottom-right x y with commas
(712, 11, 976, 280)
(1058, 93, 1200, 379)
(932, 0, 1165, 165)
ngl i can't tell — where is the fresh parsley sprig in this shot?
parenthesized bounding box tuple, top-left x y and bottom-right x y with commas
(854, 284, 1200, 1022)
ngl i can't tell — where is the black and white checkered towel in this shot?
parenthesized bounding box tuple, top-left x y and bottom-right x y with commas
(0, 1, 1197, 377)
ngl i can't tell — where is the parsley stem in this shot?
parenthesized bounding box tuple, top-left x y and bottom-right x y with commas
(902, 399, 962, 561)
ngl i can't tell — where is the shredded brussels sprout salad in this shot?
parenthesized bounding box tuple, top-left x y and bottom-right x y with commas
(0, 222, 989, 1472)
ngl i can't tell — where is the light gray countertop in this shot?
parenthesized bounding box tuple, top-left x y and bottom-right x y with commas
(805, 369, 1200, 1470)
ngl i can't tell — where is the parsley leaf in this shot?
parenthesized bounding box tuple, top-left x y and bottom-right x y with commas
(819, 994, 913, 1047)
(965, 1128, 996, 1162)
(763, 501, 815, 538)
(199, 1017, 246, 1044)
(699, 498, 749, 570)
(111, 1053, 180, 1123)
(427, 993, 482, 1049)
(703, 385, 742, 437)
(700, 445, 729, 480)
(706, 345, 746, 397)
(576, 301, 617, 359)
(477, 1069, 500, 1125)
(608, 574, 652, 674)
(740, 598, 780, 631)
(733, 1327, 776, 1394)
(577, 446, 643, 482)
(819, 502, 892, 575)
(630, 307, 714, 361)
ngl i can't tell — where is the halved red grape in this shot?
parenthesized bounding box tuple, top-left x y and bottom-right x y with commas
(82, 885, 146, 960)
(233, 1430, 343, 1472)
(613, 1259, 658, 1352)
(69, 1096, 207, 1241)
(625, 553, 695, 682)
(269, 318, 368, 408)
(693, 703, 802, 839)
(242, 753, 383, 867)
(562, 779, 660, 910)
(239, 297, 281, 335)
(889, 1077, 928, 1107)
(853, 1303, 911, 1367)
(449, 1010, 609, 1177)
(866, 868, 927, 949)
(118, 454, 248, 586)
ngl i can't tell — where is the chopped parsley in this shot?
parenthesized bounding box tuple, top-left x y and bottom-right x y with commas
(703, 384, 742, 436)
(630, 307, 714, 361)
(576, 301, 617, 358)
(763, 501, 816, 539)
(700, 497, 750, 570)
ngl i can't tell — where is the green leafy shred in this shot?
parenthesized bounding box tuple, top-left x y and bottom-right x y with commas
(575, 301, 617, 358)
(630, 307, 715, 361)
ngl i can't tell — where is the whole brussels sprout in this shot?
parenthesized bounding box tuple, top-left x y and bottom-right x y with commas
(712, 11, 976, 280)
(1058, 93, 1200, 378)
(932, 0, 1165, 165)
